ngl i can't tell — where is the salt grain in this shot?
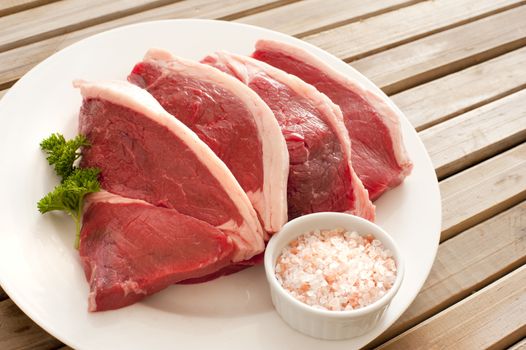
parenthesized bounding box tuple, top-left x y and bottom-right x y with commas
(275, 228, 397, 311)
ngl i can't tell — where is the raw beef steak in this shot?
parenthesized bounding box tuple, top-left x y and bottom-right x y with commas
(252, 40, 412, 200)
(76, 80, 264, 261)
(128, 48, 289, 233)
(80, 191, 234, 311)
(203, 52, 375, 221)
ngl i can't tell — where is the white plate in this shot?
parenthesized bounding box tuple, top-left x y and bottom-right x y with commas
(0, 19, 441, 350)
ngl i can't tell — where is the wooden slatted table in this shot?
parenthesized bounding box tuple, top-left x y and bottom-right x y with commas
(1, 1, 525, 349)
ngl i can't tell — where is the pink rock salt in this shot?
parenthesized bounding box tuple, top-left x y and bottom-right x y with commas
(275, 228, 397, 311)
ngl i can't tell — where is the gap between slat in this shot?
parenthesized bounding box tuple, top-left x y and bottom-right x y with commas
(419, 89, 526, 180)
(235, 0, 422, 38)
(0, 0, 298, 91)
(295, 0, 423, 38)
(366, 143, 526, 345)
(350, 6, 526, 95)
(218, 0, 302, 21)
(0, 0, 299, 54)
(0, 0, 187, 53)
(376, 265, 526, 349)
(368, 200, 526, 348)
(350, 0, 526, 62)
(405, 83, 526, 132)
(306, 0, 526, 62)
(0, 298, 62, 349)
(439, 142, 526, 242)
(507, 338, 526, 350)
(385, 40, 526, 95)
(391, 46, 526, 132)
(0, 0, 57, 18)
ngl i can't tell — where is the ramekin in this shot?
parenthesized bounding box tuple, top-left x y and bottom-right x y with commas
(264, 212, 404, 340)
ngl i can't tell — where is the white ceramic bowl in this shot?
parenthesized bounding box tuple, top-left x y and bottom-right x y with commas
(264, 212, 405, 340)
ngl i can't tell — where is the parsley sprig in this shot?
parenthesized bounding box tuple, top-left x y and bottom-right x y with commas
(37, 133, 100, 248)
(40, 133, 90, 179)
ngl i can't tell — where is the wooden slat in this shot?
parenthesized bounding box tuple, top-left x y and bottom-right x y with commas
(0, 287, 6, 301)
(421, 89, 526, 179)
(352, 6, 526, 94)
(508, 339, 526, 350)
(0, 299, 61, 349)
(236, 0, 417, 37)
(378, 266, 526, 350)
(0, 0, 56, 17)
(0, 0, 282, 89)
(370, 201, 526, 347)
(440, 143, 526, 241)
(0, 0, 185, 53)
(305, 0, 524, 62)
(392, 47, 526, 131)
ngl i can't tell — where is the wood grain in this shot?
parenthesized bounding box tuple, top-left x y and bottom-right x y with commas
(352, 6, 526, 94)
(392, 47, 526, 131)
(378, 265, 526, 350)
(420, 89, 526, 179)
(0, 299, 61, 350)
(236, 0, 418, 37)
(0, 0, 56, 17)
(0, 0, 183, 53)
(440, 143, 526, 241)
(0, 0, 283, 89)
(370, 201, 526, 347)
(305, 0, 524, 62)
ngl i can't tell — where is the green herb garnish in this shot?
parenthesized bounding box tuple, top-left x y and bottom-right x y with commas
(40, 133, 90, 179)
(37, 133, 100, 248)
